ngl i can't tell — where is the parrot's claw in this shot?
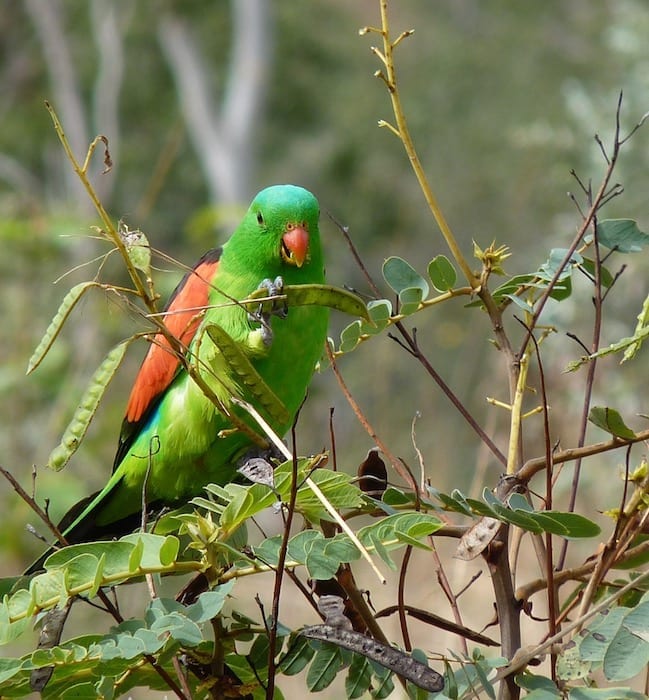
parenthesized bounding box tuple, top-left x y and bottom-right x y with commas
(248, 276, 288, 346)
(237, 444, 286, 488)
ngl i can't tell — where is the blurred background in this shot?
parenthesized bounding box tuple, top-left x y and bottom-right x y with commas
(1, 1, 649, 694)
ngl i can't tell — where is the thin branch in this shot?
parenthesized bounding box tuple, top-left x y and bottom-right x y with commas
(371, 0, 477, 286)
(495, 568, 649, 686)
(557, 213, 605, 571)
(265, 426, 300, 699)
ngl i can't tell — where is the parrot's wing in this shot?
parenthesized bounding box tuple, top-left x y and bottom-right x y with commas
(114, 247, 222, 469)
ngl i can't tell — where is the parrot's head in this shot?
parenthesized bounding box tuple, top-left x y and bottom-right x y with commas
(228, 184, 324, 283)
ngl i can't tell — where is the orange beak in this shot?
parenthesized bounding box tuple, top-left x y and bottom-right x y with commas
(281, 225, 309, 267)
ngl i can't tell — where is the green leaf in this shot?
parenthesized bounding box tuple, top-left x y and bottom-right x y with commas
(503, 294, 535, 313)
(597, 219, 649, 253)
(535, 511, 601, 539)
(149, 611, 202, 646)
(120, 534, 180, 570)
(588, 406, 637, 439)
(339, 319, 362, 352)
(287, 530, 322, 563)
(398, 286, 424, 315)
(383, 256, 429, 297)
(539, 248, 583, 279)
(27, 281, 98, 374)
(122, 228, 151, 275)
(557, 642, 591, 681)
(0, 658, 23, 685)
(535, 248, 579, 301)
(252, 535, 283, 568)
(568, 323, 649, 370)
(279, 634, 315, 676)
(364, 298, 392, 333)
(578, 607, 627, 662)
(622, 600, 649, 642)
(569, 689, 648, 700)
(371, 663, 395, 698)
(217, 482, 276, 533)
(293, 467, 364, 522)
(305, 534, 361, 580)
(47, 340, 129, 470)
(508, 493, 534, 512)
(580, 258, 614, 288)
(304, 547, 344, 581)
(382, 488, 416, 507)
(346, 653, 373, 699)
(473, 654, 496, 699)
(438, 488, 600, 538)
(622, 290, 649, 362)
(428, 254, 457, 292)
(490, 501, 543, 534)
(306, 644, 343, 692)
(603, 618, 649, 681)
(358, 513, 443, 555)
(491, 274, 537, 304)
(515, 673, 561, 695)
(488, 249, 577, 312)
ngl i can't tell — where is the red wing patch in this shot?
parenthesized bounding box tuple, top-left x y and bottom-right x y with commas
(124, 251, 221, 424)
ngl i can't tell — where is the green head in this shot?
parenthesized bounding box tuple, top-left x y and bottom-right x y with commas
(223, 185, 324, 284)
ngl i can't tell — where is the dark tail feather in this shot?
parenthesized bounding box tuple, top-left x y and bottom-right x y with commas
(24, 483, 154, 575)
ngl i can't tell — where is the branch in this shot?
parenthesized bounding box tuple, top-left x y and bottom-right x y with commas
(366, 1, 477, 287)
(495, 568, 649, 686)
(518, 429, 649, 483)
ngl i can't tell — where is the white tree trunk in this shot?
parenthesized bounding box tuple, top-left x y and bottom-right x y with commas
(158, 0, 272, 208)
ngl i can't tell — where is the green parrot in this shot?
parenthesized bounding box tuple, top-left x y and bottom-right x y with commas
(27, 184, 328, 573)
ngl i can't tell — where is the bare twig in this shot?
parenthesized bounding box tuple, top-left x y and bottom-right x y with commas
(266, 426, 301, 699)
(363, 3, 477, 286)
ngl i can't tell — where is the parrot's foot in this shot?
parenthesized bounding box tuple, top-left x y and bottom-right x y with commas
(248, 276, 288, 346)
(237, 446, 283, 488)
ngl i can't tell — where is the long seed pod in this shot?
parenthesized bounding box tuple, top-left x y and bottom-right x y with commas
(27, 282, 99, 374)
(47, 340, 130, 471)
(205, 323, 289, 425)
(243, 283, 370, 321)
(300, 624, 444, 692)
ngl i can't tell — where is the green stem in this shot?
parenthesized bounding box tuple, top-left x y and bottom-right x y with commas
(375, 2, 478, 287)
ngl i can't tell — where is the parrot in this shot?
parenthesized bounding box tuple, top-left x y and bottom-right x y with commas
(26, 184, 328, 574)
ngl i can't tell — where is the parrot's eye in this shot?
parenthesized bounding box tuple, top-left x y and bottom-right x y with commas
(256, 211, 264, 226)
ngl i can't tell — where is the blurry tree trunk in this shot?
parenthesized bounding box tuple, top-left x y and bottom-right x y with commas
(158, 0, 272, 211)
(24, 0, 130, 210)
(23, 0, 132, 379)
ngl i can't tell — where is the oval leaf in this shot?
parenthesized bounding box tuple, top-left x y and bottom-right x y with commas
(123, 229, 151, 275)
(383, 256, 429, 297)
(428, 255, 457, 292)
(364, 298, 392, 333)
(339, 319, 362, 353)
(588, 406, 637, 440)
(399, 286, 424, 315)
(597, 219, 649, 253)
